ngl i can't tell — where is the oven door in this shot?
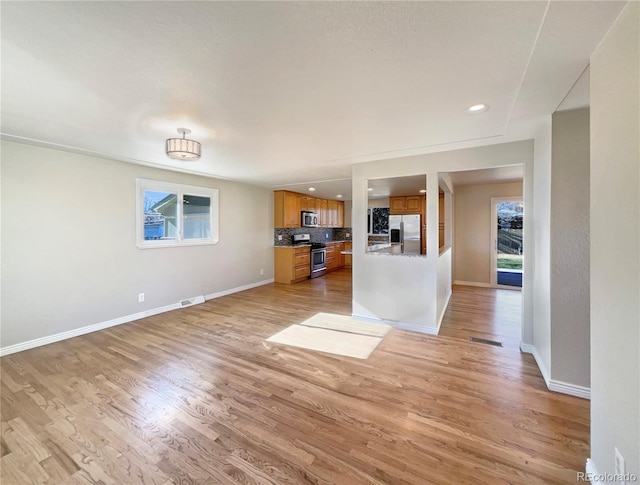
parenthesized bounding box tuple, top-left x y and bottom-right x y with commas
(311, 249, 326, 272)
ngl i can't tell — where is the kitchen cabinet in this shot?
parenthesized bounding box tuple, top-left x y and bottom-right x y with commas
(319, 199, 329, 227)
(274, 190, 345, 228)
(328, 200, 338, 227)
(274, 246, 310, 284)
(390, 197, 406, 214)
(325, 242, 343, 271)
(300, 196, 316, 212)
(274, 190, 301, 228)
(337, 202, 344, 228)
(406, 195, 421, 213)
(325, 244, 338, 270)
(344, 242, 352, 268)
(337, 242, 345, 267)
(390, 195, 422, 215)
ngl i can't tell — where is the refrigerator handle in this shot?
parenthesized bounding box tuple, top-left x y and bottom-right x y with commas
(400, 221, 404, 252)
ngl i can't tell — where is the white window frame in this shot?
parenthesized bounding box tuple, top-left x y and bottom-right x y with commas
(136, 178, 219, 249)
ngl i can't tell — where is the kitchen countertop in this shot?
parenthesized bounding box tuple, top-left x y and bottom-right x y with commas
(274, 240, 352, 248)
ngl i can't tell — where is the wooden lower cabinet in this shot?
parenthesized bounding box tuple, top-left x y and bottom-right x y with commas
(344, 242, 352, 268)
(274, 241, 350, 284)
(274, 246, 310, 284)
(325, 242, 338, 271)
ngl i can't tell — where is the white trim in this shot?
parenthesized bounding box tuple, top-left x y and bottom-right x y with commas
(351, 313, 439, 335)
(205, 278, 274, 300)
(0, 279, 275, 357)
(436, 290, 453, 332)
(521, 343, 551, 387)
(396, 322, 439, 335)
(136, 178, 220, 249)
(585, 459, 600, 483)
(520, 344, 590, 399)
(549, 380, 590, 400)
(0, 302, 178, 357)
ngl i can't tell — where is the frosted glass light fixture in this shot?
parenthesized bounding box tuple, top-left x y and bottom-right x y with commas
(166, 128, 201, 160)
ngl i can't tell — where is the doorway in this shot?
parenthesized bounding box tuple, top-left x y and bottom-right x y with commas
(491, 197, 523, 288)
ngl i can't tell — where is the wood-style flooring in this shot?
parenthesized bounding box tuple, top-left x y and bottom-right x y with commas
(439, 285, 523, 351)
(1, 270, 589, 484)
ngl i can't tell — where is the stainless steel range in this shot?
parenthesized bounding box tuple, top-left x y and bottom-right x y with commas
(292, 234, 326, 278)
(310, 242, 327, 277)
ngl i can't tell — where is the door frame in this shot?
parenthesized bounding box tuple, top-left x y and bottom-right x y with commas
(490, 196, 523, 289)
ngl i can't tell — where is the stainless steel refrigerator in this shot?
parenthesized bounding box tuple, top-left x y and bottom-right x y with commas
(389, 214, 421, 255)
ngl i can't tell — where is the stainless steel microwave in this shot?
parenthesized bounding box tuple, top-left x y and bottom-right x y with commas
(301, 211, 318, 227)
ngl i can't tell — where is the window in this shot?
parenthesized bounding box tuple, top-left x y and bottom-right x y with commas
(136, 179, 219, 248)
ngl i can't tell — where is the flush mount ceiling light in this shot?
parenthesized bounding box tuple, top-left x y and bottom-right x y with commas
(420, 189, 427, 193)
(467, 104, 489, 113)
(308, 187, 316, 192)
(166, 128, 201, 160)
(368, 188, 374, 191)
(336, 194, 343, 198)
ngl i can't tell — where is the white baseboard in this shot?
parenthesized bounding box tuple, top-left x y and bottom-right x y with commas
(0, 302, 179, 357)
(351, 313, 439, 335)
(520, 343, 551, 387)
(520, 343, 590, 399)
(436, 290, 453, 332)
(549, 380, 590, 400)
(1, 279, 274, 357)
(205, 278, 273, 300)
(585, 459, 599, 482)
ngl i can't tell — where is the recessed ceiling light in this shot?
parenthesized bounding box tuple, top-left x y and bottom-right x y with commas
(467, 104, 488, 113)
(420, 189, 426, 193)
(368, 188, 374, 191)
(308, 187, 316, 192)
(336, 194, 343, 198)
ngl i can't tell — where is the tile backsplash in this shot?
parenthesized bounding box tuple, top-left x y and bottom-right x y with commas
(274, 227, 352, 246)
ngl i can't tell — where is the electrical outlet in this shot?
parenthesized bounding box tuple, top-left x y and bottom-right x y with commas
(325, 233, 329, 239)
(346, 232, 350, 238)
(277, 235, 282, 241)
(615, 448, 626, 480)
(138, 293, 145, 303)
(259, 268, 264, 276)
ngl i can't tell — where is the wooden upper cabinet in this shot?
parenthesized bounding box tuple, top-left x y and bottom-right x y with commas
(390, 195, 422, 215)
(405, 196, 421, 213)
(319, 199, 329, 227)
(328, 200, 338, 227)
(274, 190, 301, 228)
(390, 197, 406, 214)
(337, 201, 344, 228)
(300, 196, 316, 212)
(274, 191, 345, 228)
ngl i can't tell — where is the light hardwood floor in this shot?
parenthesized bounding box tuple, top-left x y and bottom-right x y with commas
(1, 270, 589, 484)
(439, 285, 523, 351)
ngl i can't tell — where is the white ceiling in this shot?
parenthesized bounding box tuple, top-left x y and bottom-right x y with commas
(1, 1, 625, 197)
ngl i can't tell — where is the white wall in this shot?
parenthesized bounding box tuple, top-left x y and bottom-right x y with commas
(550, 108, 590, 389)
(1, 141, 274, 353)
(590, 2, 639, 477)
(352, 140, 534, 334)
(453, 182, 523, 285)
(531, 117, 552, 383)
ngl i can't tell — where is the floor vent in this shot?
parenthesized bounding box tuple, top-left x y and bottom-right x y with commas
(179, 295, 205, 308)
(469, 337, 503, 347)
